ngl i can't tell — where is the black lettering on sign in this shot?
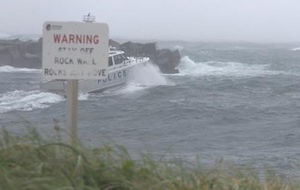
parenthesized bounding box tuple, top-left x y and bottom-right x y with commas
(95, 69, 106, 77)
(44, 68, 66, 76)
(77, 58, 88, 65)
(80, 48, 94, 54)
(54, 57, 74, 64)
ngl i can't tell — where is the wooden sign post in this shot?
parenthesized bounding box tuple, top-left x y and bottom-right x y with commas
(66, 80, 78, 145)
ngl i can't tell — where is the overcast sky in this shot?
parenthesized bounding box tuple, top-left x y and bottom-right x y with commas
(0, 0, 299, 42)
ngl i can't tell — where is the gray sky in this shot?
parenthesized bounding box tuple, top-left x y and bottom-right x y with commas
(1, 0, 300, 42)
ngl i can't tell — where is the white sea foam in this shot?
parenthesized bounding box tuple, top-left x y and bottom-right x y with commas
(0, 90, 63, 113)
(130, 63, 168, 85)
(0, 65, 40, 73)
(176, 56, 282, 77)
(117, 82, 147, 94)
(78, 93, 89, 100)
(6, 34, 41, 41)
(118, 63, 170, 94)
(291, 47, 300, 51)
(173, 45, 184, 51)
(0, 33, 41, 41)
(0, 32, 10, 39)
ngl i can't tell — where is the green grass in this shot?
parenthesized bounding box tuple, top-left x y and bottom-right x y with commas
(0, 128, 298, 190)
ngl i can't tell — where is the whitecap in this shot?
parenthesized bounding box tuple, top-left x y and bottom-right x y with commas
(6, 34, 41, 41)
(173, 45, 184, 51)
(0, 90, 63, 113)
(129, 63, 168, 86)
(115, 63, 171, 94)
(78, 93, 89, 100)
(176, 56, 284, 77)
(0, 65, 41, 73)
(291, 47, 300, 51)
(117, 82, 147, 94)
(0, 32, 10, 39)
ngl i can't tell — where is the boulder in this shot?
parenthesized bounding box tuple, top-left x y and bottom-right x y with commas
(155, 49, 180, 74)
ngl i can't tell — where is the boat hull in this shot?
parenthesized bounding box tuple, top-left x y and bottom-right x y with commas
(41, 60, 146, 95)
(79, 68, 129, 93)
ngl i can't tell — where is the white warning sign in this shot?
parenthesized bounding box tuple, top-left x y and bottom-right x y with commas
(42, 21, 109, 80)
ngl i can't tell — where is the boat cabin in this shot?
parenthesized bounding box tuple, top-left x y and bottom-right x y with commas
(108, 50, 129, 67)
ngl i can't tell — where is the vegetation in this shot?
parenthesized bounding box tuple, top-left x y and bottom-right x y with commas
(0, 128, 298, 190)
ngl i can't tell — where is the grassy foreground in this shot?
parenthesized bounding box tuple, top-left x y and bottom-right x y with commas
(0, 128, 298, 190)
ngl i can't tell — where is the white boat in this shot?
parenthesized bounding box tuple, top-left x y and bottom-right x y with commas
(41, 48, 149, 94)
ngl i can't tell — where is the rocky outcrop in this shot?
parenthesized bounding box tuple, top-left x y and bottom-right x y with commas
(109, 39, 120, 49)
(0, 39, 180, 73)
(0, 39, 42, 68)
(119, 41, 180, 74)
(155, 48, 181, 74)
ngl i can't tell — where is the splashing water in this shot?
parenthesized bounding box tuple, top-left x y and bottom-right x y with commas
(173, 45, 184, 51)
(118, 63, 169, 94)
(0, 65, 40, 73)
(78, 93, 89, 100)
(176, 56, 284, 77)
(0, 90, 63, 113)
(291, 47, 300, 51)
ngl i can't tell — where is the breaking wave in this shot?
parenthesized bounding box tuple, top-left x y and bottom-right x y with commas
(0, 90, 63, 113)
(6, 34, 41, 41)
(118, 63, 170, 94)
(176, 56, 283, 77)
(78, 93, 89, 100)
(0, 32, 10, 39)
(173, 45, 184, 51)
(291, 47, 300, 51)
(0, 65, 40, 73)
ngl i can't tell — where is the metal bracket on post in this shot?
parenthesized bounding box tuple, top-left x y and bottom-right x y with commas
(66, 80, 78, 146)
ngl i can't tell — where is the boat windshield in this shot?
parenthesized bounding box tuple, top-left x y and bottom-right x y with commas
(114, 54, 128, 65)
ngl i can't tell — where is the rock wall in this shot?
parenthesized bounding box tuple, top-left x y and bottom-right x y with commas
(0, 39, 42, 68)
(0, 39, 181, 73)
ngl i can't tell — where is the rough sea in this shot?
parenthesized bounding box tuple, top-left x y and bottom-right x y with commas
(1, 41, 300, 178)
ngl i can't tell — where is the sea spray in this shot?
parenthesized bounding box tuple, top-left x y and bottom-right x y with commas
(0, 65, 41, 73)
(0, 90, 63, 113)
(129, 62, 168, 86)
(291, 47, 300, 51)
(118, 63, 169, 94)
(177, 56, 285, 77)
(78, 93, 89, 100)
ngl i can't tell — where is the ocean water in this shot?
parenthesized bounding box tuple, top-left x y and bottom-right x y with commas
(1, 42, 300, 177)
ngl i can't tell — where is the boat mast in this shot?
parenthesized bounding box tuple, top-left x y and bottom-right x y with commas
(83, 13, 96, 23)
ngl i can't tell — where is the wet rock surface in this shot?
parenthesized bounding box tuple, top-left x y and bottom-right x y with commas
(0, 39, 42, 68)
(0, 39, 180, 73)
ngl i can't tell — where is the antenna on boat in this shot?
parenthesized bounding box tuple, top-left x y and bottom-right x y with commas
(83, 13, 96, 23)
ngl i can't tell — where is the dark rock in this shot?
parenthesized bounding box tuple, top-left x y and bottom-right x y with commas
(155, 49, 180, 74)
(120, 42, 157, 59)
(109, 39, 120, 49)
(0, 38, 42, 68)
(0, 38, 181, 73)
